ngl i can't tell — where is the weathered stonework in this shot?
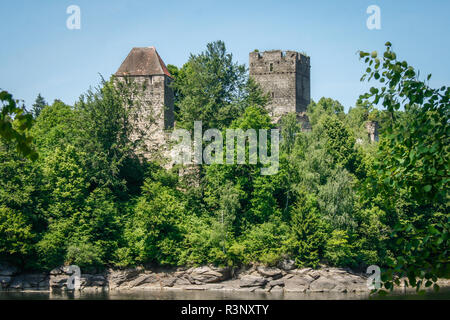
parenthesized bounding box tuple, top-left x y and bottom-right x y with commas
(365, 120, 379, 142)
(114, 47, 312, 164)
(115, 47, 174, 161)
(249, 50, 311, 129)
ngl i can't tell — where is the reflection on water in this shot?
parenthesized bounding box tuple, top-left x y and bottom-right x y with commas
(1, 288, 449, 300)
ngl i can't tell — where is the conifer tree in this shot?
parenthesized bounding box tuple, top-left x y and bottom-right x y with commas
(291, 191, 324, 268)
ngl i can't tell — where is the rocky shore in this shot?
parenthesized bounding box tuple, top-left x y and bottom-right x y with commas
(1, 261, 448, 294)
(0, 261, 370, 293)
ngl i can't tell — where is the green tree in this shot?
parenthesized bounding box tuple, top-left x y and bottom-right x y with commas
(0, 139, 42, 267)
(75, 77, 147, 198)
(321, 115, 358, 174)
(230, 218, 293, 266)
(31, 94, 47, 119)
(123, 176, 185, 266)
(215, 182, 240, 255)
(173, 41, 247, 131)
(291, 191, 325, 268)
(359, 42, 449, 292)
(203, 105, 279, 231)
(31, 100, 79, 158)
(166, 64, 183, 115)
(0, 90, 37, 160)
(37, 145, 120, 269)
(308, 97, 345, 127)
(324, 230, 355, 267)
(0, 207, 34, 265)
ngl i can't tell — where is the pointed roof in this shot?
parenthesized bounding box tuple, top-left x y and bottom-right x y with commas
(115, 46, 172, 78)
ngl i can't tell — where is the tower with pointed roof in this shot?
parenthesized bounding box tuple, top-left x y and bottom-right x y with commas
(115, 46, 174, 159)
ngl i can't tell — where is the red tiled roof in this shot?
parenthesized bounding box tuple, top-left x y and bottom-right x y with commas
(115, 46, 172, 78)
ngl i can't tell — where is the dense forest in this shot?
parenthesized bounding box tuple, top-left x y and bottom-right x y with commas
(0, 41, 448, 292)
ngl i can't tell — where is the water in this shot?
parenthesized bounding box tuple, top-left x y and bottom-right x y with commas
(1, 288, 449, 300)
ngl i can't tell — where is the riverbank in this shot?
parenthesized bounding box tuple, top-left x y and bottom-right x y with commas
(1, 262, 449, 294)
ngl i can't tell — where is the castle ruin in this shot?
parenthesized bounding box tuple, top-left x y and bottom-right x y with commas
(365, 120, 379, 143)
(114, 47, 174, 159)
(115, 47, 311, 159)
(249, 50, 311, 129)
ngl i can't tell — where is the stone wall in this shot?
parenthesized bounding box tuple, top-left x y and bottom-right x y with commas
(365, 120, 379, 143)
(249, 50, 310, 123)
(115, 74, 174, 161)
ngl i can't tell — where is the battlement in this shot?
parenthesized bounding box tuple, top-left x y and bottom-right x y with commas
(249, 50, 310, 76)
(249, 50, 309, 61)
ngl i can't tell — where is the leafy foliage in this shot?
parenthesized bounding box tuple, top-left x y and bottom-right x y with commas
(31, 94, 47, 119)
(291, 192, 324, 268)
(0, 40, 447, 296)
(0, 90, 37, 160)
(173, 41, 250, 131)
(358, 42, 449, 292)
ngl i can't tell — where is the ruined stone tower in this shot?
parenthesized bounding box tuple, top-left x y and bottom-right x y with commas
(249, 50, 311, 129)
(115, 47, 174, 159)
(365, 120, 379, 143)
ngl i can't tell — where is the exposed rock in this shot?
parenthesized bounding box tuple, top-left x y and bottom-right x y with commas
(284, 275, 312, 292)
(127, 273, 159, 288)
(49, 266, 108, 291)
(336, 276, 367, 292)
(0, 265, 379, 293)
(188, 266, 231, 284)
(277, 259, 296, 271)
(0, 262, 19, 276)
(268, 279, 285, 288)
(50, 266, 71, 276)
(49, 274, 69, 290)
(107, 268, 142, 289)
(218, 279, 240, 290)
(309, 270, 322, 279)
(282, 273, 294, 280)
(204, 283, 225, 290)
(309, 277, 337, 292)
(160, 275, 177, 287)
(10, 274, 49, 290)
(0, 276, 12, 289)
(326, 267, 351, 274)
(270, 285, 284, 293)
(80, 274, 107, 289)
(238, 286, 257, 292)
(256, 266, 283, 279)
(174, 277, 191, 286)
(239, 275, 268, 288)
(291, 267, 312, 276)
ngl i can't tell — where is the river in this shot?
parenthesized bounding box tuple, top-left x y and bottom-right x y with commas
(1, 288, 449, 300)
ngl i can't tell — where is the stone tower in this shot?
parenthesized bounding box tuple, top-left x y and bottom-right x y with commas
(115, 46, 174, 159)
(249, 50, 311, 129)
(365, 120, 379, 143)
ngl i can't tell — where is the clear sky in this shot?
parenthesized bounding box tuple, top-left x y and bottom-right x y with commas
(1, 0, 449, 111)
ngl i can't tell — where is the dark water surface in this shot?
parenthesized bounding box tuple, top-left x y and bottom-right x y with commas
(1, 288, 449, 300)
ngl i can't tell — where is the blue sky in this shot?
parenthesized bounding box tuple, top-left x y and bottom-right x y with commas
(1, 0, 449, 111)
